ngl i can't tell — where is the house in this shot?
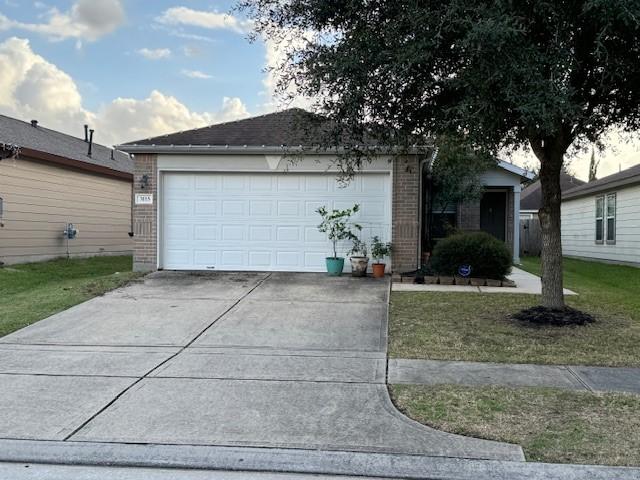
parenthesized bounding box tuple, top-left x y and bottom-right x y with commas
(0, 115, 134, 265)
(562, 163, 640, 266)
(520, 172, 585, 220)
(119, 109, 532, 273)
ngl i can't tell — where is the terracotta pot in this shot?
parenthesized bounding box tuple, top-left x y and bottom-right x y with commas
(372, 263, 386, 278)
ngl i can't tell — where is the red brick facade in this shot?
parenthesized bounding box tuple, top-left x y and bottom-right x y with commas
(132, 154, 158, 272)
(391, 156, 421, 272)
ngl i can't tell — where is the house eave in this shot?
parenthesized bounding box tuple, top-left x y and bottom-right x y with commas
(563, 175, 640, 201)
(116, 144, 433, 156)
(3, 146, 133, 181)
(497, 160, 535, 180)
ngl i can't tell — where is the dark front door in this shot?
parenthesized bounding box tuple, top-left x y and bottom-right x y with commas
(480, 191, 506, 241)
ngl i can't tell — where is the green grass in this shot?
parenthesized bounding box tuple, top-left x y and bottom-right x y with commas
(391, 384, 640, 466)
(0, 256, 141, 337)
(389, 257, 640, 366)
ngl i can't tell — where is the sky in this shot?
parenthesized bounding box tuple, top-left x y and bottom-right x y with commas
(0, 0, 638, 181)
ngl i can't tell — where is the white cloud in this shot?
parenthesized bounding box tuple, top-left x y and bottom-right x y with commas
(97, 93, 249, 144)
(0, 37, 93, 130)
(181, 69, 212, 80)
(137, 48, 171, 60)
(258, 33, 316, 112)
(0, 37, 250, 146)
(183, 45, 201, 57)
(506, 130, 640, 181)
(0, 0, 125, 42)
(157, 7, 251, 34)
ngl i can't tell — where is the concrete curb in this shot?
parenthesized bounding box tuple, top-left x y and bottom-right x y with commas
(0, 440, 639, 480)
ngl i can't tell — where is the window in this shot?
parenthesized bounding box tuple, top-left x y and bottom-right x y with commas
(595, 194, 616, 245)
(595, 196, 604, 244)
(432, 203, 457, 241)
(606, 193, 616, 244)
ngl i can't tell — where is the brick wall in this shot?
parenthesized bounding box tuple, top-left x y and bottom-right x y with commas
(506, 190, 514, 255)
(392, 156, 421, 272)
(132, 154, 157, 272)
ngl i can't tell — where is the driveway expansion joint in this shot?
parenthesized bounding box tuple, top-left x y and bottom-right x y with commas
(62, 273, 274, 441)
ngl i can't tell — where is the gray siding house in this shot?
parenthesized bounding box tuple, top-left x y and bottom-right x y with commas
(562, 164, 640, 266)
(0, 115, 134, 265)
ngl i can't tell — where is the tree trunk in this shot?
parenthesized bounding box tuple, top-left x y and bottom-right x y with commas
(537, 148, 565, 309)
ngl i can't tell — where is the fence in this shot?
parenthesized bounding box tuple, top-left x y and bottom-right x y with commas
(520, 218, 542, 257)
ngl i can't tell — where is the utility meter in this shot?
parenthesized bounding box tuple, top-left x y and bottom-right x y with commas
(63, 223, 79, 239)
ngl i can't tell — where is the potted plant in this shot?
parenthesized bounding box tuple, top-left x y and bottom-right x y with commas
(349, 238, 369, 277)
(370, 236, 392, 278)
(316, 204, 361, 276)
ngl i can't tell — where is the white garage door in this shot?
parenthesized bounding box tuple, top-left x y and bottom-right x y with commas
(161, 172, 391, 272)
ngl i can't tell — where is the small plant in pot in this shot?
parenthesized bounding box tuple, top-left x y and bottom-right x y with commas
(370, 236, 392, 278)
(349, 238, 369, 277)
(316, 204, 361, 276)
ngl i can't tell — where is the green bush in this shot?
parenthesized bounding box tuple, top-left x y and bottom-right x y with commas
(431, 232, 512, 279)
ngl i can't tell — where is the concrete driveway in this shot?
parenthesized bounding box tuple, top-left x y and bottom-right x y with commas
(0, 272, 523, 461)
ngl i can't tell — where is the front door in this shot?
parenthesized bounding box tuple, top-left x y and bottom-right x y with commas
(480, 191, 506, 241)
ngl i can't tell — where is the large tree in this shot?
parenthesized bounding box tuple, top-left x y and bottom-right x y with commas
(240, 0, 640, 308)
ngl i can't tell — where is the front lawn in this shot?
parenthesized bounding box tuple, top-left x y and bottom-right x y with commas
(391, 384, 640, 466)
(389, 257, 640, 366)
(0, 256, 140, 338)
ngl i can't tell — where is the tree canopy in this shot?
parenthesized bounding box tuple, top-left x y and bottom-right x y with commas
(240, 0, 640, 309)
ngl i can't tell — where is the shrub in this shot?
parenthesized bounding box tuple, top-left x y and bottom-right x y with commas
(431, 232, 512, 279)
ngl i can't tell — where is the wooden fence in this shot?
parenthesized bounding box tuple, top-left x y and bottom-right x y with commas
(520, 218, 542, 257)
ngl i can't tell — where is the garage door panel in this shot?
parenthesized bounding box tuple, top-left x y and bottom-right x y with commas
(222, 176, 247, 191)
(162, 173, 390, 272)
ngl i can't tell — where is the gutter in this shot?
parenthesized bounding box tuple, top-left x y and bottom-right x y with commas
(17, 147, 133, 181)
(116, 144, 433, 156)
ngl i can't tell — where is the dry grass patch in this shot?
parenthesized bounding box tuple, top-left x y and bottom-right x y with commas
(391, 384, 640, 466)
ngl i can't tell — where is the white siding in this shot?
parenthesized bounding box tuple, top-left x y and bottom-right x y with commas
(562, 184, 640, 265)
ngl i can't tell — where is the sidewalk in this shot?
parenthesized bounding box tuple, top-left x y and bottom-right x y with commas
(392, 267, 577, 295)
(389, 359, 640, 394)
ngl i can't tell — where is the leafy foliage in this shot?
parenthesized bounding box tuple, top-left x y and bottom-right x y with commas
(370, 236, 392, 263)
(431, 232, 512, 279)
(349, 237, 368, 258)
(240, 0, 640, 307)
(316, 204, 361, 258)
(430, 136, 496, 214)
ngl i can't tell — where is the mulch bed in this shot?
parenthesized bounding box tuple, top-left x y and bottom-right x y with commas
(512, 306, 596, 326)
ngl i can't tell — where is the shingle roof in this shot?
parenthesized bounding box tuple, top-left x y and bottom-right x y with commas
(121, 108, 381, 149)
(563, 163, 640, 200)
(521, 172, 585, 210)
(0, 115, 133, 176)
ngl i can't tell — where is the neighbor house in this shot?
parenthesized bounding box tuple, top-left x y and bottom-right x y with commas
(562, 163, 640, 267)
(0, 115, 134, 265)
(119, 109, 532, 273)
(520, 172, 585, 220)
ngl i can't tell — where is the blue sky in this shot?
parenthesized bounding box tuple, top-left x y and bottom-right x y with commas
(0, 0, 638, 178)
(0, 0, 275, 146)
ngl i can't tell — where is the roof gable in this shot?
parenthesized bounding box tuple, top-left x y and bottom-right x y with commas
(563, 163, 640, 200)
(522, 172, 585, 210)
(122, 108, 357, 148)
(0, 115, 132, 177)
